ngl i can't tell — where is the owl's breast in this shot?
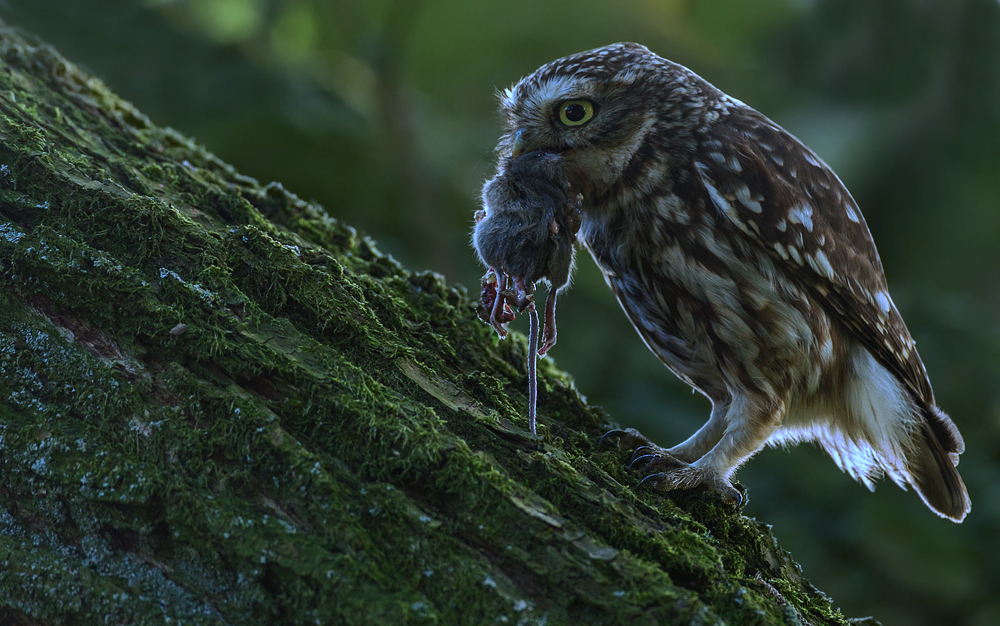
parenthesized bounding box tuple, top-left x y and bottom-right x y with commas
(581, 195, 834, 400)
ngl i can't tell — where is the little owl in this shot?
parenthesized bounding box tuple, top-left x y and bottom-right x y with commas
(488, 42, 970, 521)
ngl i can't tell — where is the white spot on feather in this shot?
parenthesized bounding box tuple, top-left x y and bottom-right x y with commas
(874, 291, 892, 314)
(734, 182, 762, 214)
(787, 203, 814, 232)
(898, 333, 912, 355)
(788, 245, 803, 266)
(845, 205, 860, 223)
(696, 163, 742, 225)
(615, 68, 642, 85)
(806, 250, 835, 280)
(813, 250, 835, 281)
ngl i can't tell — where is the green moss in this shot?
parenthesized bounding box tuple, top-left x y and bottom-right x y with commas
(0, 22, 865, 626)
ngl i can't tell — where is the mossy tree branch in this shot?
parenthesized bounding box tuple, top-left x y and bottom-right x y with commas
(0, 24, 863, 626)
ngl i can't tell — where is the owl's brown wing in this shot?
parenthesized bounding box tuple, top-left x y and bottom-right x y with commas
(692, 106, 935, 406)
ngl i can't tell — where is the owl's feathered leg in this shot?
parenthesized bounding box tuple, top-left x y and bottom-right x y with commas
(664, 399, 729, 462)
(611, 401, 728, 470)
(609, 396, 786, 505)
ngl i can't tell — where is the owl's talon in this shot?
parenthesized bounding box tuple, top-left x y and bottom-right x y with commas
(628, 454, 657, 469)
(628, 445, 656, 464)
(620, 428, 657, 450)
(598, 429, 628, 445)
(608, 428, 740, 504)
(637, 472, 668, 489)
(635, 462, 743, 507)
(719, 484, 743, 508)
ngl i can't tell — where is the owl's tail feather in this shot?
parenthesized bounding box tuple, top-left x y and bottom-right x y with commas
(907, 406, 970, 522)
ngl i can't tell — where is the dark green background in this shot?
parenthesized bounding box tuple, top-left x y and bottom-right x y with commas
(2, 1, 997, 624)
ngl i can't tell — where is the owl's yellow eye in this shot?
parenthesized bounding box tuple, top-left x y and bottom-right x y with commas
(557, 100, 595, 126)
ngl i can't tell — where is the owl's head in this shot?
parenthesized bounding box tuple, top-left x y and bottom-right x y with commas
(496, 43, 714, 201)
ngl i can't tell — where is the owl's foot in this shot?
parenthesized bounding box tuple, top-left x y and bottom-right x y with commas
(600, 428, 743, 506)
(634, 458, 743, 507)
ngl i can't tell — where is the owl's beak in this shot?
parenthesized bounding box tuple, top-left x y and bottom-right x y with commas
(511, 129, 526, 158)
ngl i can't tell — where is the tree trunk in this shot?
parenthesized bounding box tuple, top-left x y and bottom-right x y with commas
(0, 23, 866, 626)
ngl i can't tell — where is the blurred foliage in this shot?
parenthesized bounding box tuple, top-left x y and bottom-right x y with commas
(1, 0, 998, 623)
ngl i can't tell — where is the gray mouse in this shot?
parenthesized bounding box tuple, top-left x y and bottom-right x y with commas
(473, 150, 579, 352)
(472, 150, 582, 434)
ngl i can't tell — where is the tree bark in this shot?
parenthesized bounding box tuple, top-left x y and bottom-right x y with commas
(0, 23, 866, 626)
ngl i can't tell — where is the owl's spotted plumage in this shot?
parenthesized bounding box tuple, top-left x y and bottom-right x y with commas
(493, 43, 969, 521)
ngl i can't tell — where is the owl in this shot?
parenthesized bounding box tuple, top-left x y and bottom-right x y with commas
(492, 42, 970, 521)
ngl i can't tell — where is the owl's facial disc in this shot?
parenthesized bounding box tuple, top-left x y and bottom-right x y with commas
(513, 112, 651, 201)
(501, 73, 654, 201)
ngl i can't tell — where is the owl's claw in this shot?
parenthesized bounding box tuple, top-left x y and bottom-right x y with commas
(603, 426, 743, 507)
(628, 445, 656, 464)
(599, 427, 652, 447)
(628, 453, 658, 468)
(598, 428, 628, 445)
(637, 472, 666, 489)
(721, 483, 744, 507)
(638, 470, 743, 507)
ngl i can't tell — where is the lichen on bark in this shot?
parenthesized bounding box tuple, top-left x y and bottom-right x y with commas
(0, 22, 866, 626)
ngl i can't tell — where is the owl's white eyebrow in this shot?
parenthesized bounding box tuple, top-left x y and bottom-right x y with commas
(521, 76, 594, 113)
